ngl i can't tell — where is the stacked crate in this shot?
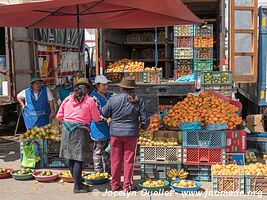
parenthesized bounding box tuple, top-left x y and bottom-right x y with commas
(182, 130, 226, 182)
(140, 131, 182, 179)
(200, 71, 233, 96)
(173, 25, 194, 79)
(193, 24, 213, 71)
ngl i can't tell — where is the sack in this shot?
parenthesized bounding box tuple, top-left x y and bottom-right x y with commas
(21, 142, 36, 168)
(179, 121, 202, 131)
(206, 123, 228, 131)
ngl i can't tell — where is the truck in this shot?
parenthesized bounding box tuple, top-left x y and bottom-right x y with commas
(0, 27, 84, 125)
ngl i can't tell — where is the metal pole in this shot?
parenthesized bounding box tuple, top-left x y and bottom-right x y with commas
(76, 5, 81, 72)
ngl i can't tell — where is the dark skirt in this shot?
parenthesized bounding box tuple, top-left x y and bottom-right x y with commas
(60, 128, 90, 162)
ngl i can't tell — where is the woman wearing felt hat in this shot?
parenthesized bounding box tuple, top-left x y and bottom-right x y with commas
(17, 76, 55, 130)
(56, 78, 100, 194)
(102, 77, 150, 192)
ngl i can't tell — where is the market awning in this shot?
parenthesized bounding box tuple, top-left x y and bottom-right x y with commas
(0, 0, 203, 29)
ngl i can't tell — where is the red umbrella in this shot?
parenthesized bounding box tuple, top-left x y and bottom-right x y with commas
(0, 0, 202, 28)
(0, 0, 202, 69)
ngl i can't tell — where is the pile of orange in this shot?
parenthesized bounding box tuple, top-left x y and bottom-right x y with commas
(212, 164, 243, 175)
(147, 114, 161, 131)
(244, 163, 267, 175)
(162, 91, 242, 129)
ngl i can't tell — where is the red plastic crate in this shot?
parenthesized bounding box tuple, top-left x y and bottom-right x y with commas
(226, 130, 246, 153)
(183, 148, 226, 165)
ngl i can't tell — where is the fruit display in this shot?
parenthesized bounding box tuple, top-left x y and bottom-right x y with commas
(142, 67, 162, 83)
(195, 24, 213, 36)
(245, 151, 258, 163)
(142, 179, 165, 187)
(175, 25, 194, 36)
(173, 180, 196, 188)
(162, 92, 242, 129)
(106, 58, 144, 73)
(263, 154, 267, 160)
(244, 163, 267, 175)
(194, 48, 213, 59)
(202, 72, 231, 84)
(14, 168, 34, 175)
(174, 70, 191, 80)
(19, 124, 62, 141)
(167, 168, 188, 180)
(83, 172, 109, 180)
(176, 37, 192, 48)
(194, 36, 213, 48)
(176, 59, 192, 70)
(0, 168, 8, 174)
(38, 170, 54, 176)
(59, 171, 72, 177)
(194, 59, 213, 71)
(174, 48, 193, 59)
(147, 114, 161, 131)
(212, 164, 243, 175)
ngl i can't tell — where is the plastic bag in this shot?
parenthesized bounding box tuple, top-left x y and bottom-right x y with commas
(205, 123, 228, 131)
(179, 121, 202, 131)
(21, 142, 36, 168)
(105, 143, 110, 154)
(175, 72, 197, 82)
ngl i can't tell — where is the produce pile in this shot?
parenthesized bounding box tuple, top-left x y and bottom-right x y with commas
(147, 114, 161, 131)
(106, 58, 144, 73)
(138, 130, 180, 146)
(83, 172, 109, 180)
(163, 92, 242, 129)
(245, 151, 258, 163)
(244, 163, 267, 175)
(212, 164, 243, 175)
(14, 168, 34, 175)
(173, 180, 196, 188)
(142, 179, 165, 187)
(203, 72, 230, 84)
(0, 168, 9, 174)
(20, 124, 62, 141)
(167, 168, 188, 180)
(38, 170, 54, 176)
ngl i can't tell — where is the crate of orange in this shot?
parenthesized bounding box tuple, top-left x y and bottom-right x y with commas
(162, 91, 242, 131)
(245, 163, 267, 194)
(212, 164, 245, 193)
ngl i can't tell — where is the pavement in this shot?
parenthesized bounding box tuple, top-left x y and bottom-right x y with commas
(0, 135, 265, 200)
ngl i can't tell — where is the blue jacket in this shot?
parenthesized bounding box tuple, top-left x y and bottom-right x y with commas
(90, 90, 111, 141)
(102, 92, 149, 138)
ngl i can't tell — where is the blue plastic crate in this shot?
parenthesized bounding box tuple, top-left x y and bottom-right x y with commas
(245, 175, 267, 194)
(182, 130, 226, 148)
(189, 175, 211, 182)
(45, 153, 68, 168)
(43, 139, 60, 154)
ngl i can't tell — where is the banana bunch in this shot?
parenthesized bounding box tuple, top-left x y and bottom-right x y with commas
(167, 168, 188, 180)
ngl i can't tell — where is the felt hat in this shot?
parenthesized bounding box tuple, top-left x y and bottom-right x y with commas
(117, 77, 137, 89)
(30, 76, 43, 84)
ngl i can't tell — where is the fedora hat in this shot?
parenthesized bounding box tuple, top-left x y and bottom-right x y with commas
(75, 78, 91, 88)
(117, 77, 137, 89)
(30, 76, 43, 84)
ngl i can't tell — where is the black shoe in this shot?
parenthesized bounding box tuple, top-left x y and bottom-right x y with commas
(80, 184, 90, 191)
(73, 188, 90, 194)
(124, 186, 137, 192)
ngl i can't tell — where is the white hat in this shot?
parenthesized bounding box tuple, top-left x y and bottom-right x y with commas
(94, 75, 110, 85)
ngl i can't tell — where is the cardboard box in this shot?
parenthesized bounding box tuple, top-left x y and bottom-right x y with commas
(246, 114, 265, 132)
(226, 130, 246, 153)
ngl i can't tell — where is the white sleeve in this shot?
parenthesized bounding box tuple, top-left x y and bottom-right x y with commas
(17, 90, 26, 99)
(46, 88, 54, 101)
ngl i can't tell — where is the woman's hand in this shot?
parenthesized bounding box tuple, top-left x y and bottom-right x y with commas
(107, 118, 112, 126)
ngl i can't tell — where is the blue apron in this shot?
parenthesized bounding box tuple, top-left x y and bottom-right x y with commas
(22, 86, 50, 129)
(90, 90, 111, 141)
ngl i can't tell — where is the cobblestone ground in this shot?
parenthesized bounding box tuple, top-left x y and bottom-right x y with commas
(0, 136, 263, 200)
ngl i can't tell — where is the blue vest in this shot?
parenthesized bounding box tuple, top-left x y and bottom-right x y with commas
(90, 90, 111, 141)
(22, 86, 50, 129)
